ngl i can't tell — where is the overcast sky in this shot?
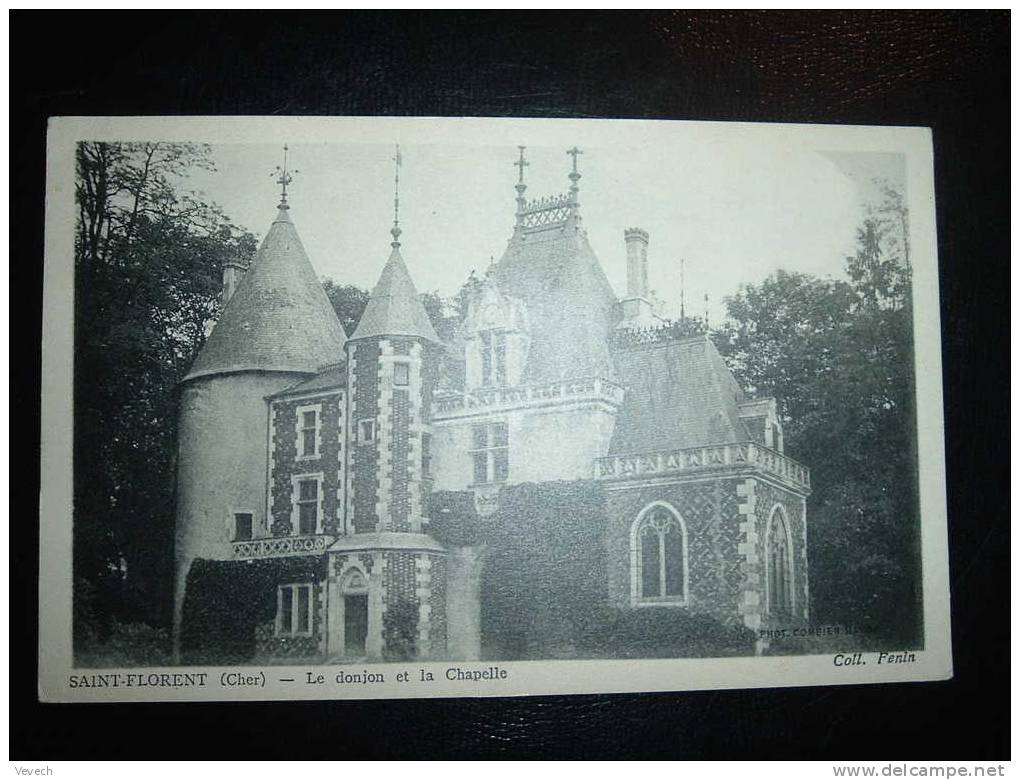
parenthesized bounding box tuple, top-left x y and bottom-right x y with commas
(186, 137, 903, 323)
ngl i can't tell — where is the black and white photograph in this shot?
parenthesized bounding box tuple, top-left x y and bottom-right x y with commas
(39, 116, 949, 702)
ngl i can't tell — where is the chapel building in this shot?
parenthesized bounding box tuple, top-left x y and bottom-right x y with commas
(172, 148, 811, 663)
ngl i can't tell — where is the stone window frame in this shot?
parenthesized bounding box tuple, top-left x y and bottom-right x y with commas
(479, 329, 508, 388)
(295, 403, 322, 460)
(629, 501, 689, 608)
(231, 509, 255, 541)
(291, 472, 324, 536)
(358, 418, 377, 444)
(276, 582, 315, 637)
(337, 565, 371, 659)
(392, 361, 410, 387)
(765, 504, 795, 617)
(470, 420, 509, 486)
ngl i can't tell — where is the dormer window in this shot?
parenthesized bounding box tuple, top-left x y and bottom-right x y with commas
(480, 330, 507, 387)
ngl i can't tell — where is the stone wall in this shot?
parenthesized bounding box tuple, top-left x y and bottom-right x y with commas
(269, 391, 343, 536)
(350, 340, 381, 533)
(605, 476, 745, 627)
(753, 479, 809, 624)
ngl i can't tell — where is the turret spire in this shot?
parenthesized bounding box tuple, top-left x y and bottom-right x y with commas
(273, 144, 297, 209)
(391, 144, 402, 248)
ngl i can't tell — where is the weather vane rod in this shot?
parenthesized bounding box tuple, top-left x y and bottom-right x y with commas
(272, 144, 298, 208)
(391, 144, 403, 246)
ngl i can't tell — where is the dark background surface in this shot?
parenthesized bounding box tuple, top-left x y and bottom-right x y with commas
(12, 11, 1009, 759)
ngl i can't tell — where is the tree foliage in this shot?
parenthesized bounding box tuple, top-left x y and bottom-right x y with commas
(74, 142, 256, 644)
(713, 187, 920, 645)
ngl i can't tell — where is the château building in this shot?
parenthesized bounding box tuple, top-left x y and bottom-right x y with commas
(172, 148, 811, 663)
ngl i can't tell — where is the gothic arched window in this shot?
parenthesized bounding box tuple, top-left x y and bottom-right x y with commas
(631, 503, 687, 604)
(766, 507, 794, 617)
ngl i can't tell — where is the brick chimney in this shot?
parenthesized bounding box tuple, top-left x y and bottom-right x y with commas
(624, 227, 649, 301)
(222, 258, 247, 306)
(617, 228, 658, 330)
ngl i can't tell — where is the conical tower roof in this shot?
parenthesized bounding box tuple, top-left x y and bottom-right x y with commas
(350, 241, 439, 343)
(183, 205, 347, 382)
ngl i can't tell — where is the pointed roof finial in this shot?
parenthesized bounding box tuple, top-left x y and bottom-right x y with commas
(273, 144, 297, 209)
(391, 144, 402, 248)
(567, 146, 583, 201)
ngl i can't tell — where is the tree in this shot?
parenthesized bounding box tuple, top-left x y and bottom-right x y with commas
(74, 142, 256, 645)
(713, 201, 920, 646)
(321, 279, 369, 336)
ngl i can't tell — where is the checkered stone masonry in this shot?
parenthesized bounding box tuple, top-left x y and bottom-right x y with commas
(427, 553, 447, 657)
(383, 550, 418, 655)
(606, 478, 744, 625)
(736, 478, 761, 630)
(350, 341, 381, 534)
(754, 479, 809, 622)
(269, 392, 343, 536)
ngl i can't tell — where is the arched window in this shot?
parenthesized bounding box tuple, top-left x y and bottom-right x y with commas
(766, 507, 794, 617)
(631, 503, 687, 604)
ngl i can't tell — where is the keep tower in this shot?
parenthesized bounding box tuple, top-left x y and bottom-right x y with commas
(172, 158, 347, 656)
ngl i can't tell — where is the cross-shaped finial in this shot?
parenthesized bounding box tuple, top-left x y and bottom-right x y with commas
(272, 144, 298, 208)
(567, 146, 583, 175)
(514, 146, 529, 184)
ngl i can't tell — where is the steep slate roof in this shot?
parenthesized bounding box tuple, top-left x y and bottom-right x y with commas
(350, 242, 440, 343)
(184, 205, 347, 382)
(269, 363, 347, 398)
(608, 336, 751, 456)
(490, 208, 619, 384)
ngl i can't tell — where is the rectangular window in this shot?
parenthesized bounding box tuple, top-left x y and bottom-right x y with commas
(277, 584, 314, 637)
(359, 419, 376, 443)
(393, 362, 410, 386)
(422, 432, 432, 476)
(297, 478, 319, 534)
(469, 421, 510, 484)
(299, 409, 318, 457)
(473, 451, 489, 484)
(234, 512, 253, 541)
(472, 424, 488, 450)
(480, 332, 492, 387)
(494, 332, 507, 386)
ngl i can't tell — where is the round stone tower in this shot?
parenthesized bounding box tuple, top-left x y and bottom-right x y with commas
(172, 197, 347, 656)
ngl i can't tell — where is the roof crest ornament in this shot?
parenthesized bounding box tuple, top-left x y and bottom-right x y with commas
(567, 146, 583, 203)
(272, 144, 298, 209)
(391, 144, 402, 248)
(514, 145, 529, 225)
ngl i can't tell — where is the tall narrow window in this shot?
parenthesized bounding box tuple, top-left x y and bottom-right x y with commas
(767, 508, 793, 617)
(297, 479, 319, 535)
(276, 584, 314, 637)
(480, 332, 493, 387)
(300, 409, 318, 457)
(422, 432, 432, 476)
(234, 512, 253, 541)
(470, 422, 510, 484)
(633, 504, 687, 604)
(393, 362, 410, 387)
(494, 332, 507, 386)
(479, 330, 508, 387)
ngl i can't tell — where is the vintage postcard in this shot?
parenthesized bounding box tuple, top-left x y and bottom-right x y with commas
(39, 116, 951, 702)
